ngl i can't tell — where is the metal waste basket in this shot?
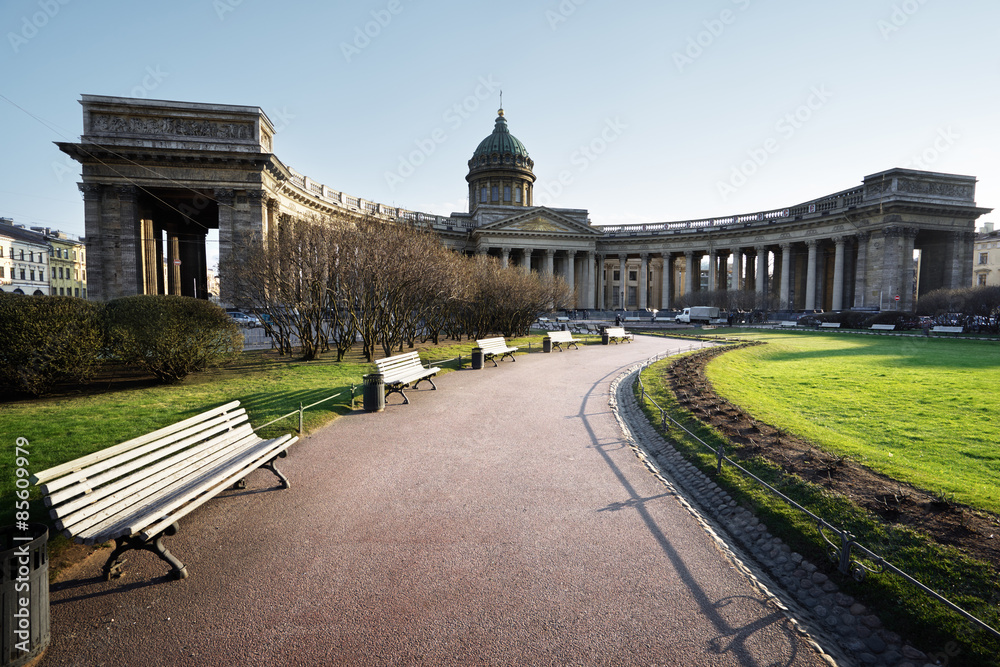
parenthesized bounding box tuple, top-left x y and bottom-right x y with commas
(542, 337, 552, 353)
(602, 330, 610, 345)
(363, 373, 385, 413)
(2, 523, 49, 667)
(471, 348, 484, 370)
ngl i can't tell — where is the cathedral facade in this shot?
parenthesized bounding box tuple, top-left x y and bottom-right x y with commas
(60, 95, 990, 312)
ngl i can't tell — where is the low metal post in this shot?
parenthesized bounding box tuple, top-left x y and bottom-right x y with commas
(661, 409, 667, 431)
(717, 443, 725, 474)
(458, 354, 462, 369)
(298, 402, 303, 434)
(838, 530, 855, 576)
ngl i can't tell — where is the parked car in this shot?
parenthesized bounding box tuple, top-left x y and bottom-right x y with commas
(228, 312, 253, 326)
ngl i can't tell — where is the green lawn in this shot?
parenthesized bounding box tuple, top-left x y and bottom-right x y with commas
(0, 332, 576, 525)
(703, 331, 1000, 514)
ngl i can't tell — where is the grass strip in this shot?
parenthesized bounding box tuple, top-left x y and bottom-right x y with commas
(636, 351, 1000, 667)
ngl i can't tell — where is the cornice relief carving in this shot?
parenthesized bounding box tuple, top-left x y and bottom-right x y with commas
(897, 179, 973, 200)
(91, 114, 255, 141)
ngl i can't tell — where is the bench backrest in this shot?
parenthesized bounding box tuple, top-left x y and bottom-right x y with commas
(375, 351, 425, 379)
(870, 324, 895, 330)
(931, 326, 963, 333)
(31, 401, 255, 536)
(606, 327, 627, 337)
(548, 331, 575, 342)
(477, 337, 509, 352)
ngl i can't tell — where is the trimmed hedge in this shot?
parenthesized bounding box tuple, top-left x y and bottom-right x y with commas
(0, 293, 103, 396)
(104, 295, 243, 383)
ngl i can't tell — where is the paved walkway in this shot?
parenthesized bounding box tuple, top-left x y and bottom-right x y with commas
(40, 336, 833, 666)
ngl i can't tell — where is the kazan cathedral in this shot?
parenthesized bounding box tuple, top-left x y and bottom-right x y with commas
(61, 95, 989, 312)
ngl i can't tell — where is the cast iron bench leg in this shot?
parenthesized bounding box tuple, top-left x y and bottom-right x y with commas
(103, 522, 188, 580)
(262, 451, 290, 489)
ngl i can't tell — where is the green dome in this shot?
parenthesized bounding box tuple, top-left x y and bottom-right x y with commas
(472, 109, 530, 160)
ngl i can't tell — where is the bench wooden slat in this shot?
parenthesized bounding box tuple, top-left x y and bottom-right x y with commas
(75, 433, 295, 545)
(43, 412, 251, 504)
(31, 400, 243, 487)
(476, 337, 518, 365)
(33, 399, 298, 580)
(547, 330, 581, 350)
(374, 351, 440, 404)
(54, 425, 259, 531)
(50, 422, 257, 521)
(62, 428, 263, 539)
(139, 435, 295, 543)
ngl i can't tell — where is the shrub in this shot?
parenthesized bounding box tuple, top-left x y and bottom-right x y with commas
(104, 295, 242, 383)
(0, 293, 103, 396)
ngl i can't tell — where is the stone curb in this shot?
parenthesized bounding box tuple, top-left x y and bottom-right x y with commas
(609, 361, 937, 667)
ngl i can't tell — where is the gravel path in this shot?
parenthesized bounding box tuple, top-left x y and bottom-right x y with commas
(40, 336, 835, 666)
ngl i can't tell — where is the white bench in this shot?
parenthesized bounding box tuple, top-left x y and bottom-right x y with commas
(374, 351, 441, 404)
(624, 316, 641, 322)
(870, 324, 896, 331)
(547, 330, 581, 351)
(556, 316, 570, 322)
(605, 326, 633, 344)
(31, 401, 298, 580)
(780, 321, 798, 328)
(476, 337, 518, 366)
(820, 322, 842, 328)
(930, 326, 963, 334)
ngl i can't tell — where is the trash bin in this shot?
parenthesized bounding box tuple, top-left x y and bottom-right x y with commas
(543, 337, 552, 353)
(2, 523, 49, 667)
(602, 330, 610, 345)
(362, 373, 385, 413)
(471, 347, 484, 370)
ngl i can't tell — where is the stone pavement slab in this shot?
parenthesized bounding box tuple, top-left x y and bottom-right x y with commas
(39, 336, 833, 666)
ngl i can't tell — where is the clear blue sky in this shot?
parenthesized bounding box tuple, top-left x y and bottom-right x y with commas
(2, 0, 997, 245)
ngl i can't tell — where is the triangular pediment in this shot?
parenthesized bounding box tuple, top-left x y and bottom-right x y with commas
(476, 207, 600, 236)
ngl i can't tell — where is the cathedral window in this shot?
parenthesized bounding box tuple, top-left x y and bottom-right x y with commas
(481, 187, 488, 203)
(492, 186, 499, 201)
(514, 188, 521, 203)
(504, 186, 511, 202)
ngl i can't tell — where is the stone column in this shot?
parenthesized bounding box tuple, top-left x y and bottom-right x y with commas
(832, 237, 846, 311)
(638, 253, 648, 310)
(80, 183, 105, 301)
(522, 248, 532, 274)
(584, 251, 594, 309)
(660, 252, 672, 310)
(140, 218, 159, 294)
(116, 185, 141, 296)
(755, 246, 767, 296)
(707, 250, 717, 293)
(500, 247, 510, 268)
(618, 254, 628, 309)
(596, 253, 605, 309)
(730, 247, 743, 290)
(881, 227, 903, 309)
(216, 189, 237, 305)
(545, 249, 555, 276)
(805, 240, 818, 310)
(565, 250, 576, 306)
(780, 243, 792, 309)
(854, 232, 869, 308)
(900, 228, 918, 311)
(684, 251, 695, 296)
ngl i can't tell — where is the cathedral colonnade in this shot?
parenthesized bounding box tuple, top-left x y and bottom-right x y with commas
(58, 96, 989, 308)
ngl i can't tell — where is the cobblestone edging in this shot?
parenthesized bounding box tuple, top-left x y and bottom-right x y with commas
(609, 362, 938, 667)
